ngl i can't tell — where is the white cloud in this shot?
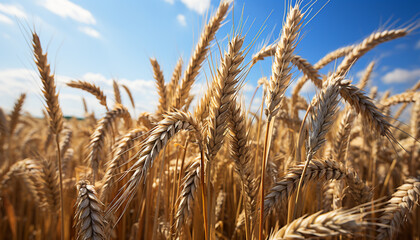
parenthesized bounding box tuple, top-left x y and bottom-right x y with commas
(40, 0, 96, 25)
(0, 13, 13, 24)
(164, 0, 175, 4)
(78, 26, 101, 38)
(416, 40, 420, 50)
(181, 0, 211, 14)
(0, 68, 38, 95)
(0, 3, 27, 19)
(300, 81, 316, 94)
(382, 68, 420, 84)
(177, 14, 186, 26)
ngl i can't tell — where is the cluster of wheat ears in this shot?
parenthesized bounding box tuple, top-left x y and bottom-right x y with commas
(1, 1, 420, 239)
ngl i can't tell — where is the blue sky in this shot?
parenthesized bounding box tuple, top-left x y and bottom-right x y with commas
(0, 0, 419, 118)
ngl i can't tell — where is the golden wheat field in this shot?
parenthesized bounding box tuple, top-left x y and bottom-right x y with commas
(1, 0, 420, 239)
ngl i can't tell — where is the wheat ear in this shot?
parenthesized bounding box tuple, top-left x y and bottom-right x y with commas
(264, 159, 346, 218)
(89, 104, 129, 183)
(100, 127, 146, 203)
(204, 35, 244, 238)
(338, 79, 393, 138)
(268, 207, 374, 239)
(32, 32, 65, 240)
(173, 1, 230, 109)
(306, 78, 341, 159)
(113, 79, 122, 105)
(121, 84, 136, 110)
(39, 158, 60, 213)
(336, 29, 408, 76)
(344, 169, 372, 207)
(229, 101, 257, 235)
(75, 180, 106, 240)
(67, 80, 109, 111)
(331, 108, 356, 163)
(1, 158, 41, 192)
(377, 177, 420, 239)
(150, 58, 168, 114)
(381, 92, 419, 108)
(206, 35, 244, 160)
(0, 108, 7, 136)
(108, 110, 202, 215)
(315, 45, 354, 69)
(167, 57, 183, 109)
(0, 108, 7, 156)
(291, 55, 322, 88)
(60, 128, 72, 159)
(265, 4, 303, 118)
(393, 80, 420, 122)
(357, 61, 375, 89)
(174, 159, 200, 232)
(291, 45, 354, 107)
(293, 77, 342, 220)
(33, 33, 63, 136)
(252, 46, 322, 90)
(9, 93, 26, 136)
